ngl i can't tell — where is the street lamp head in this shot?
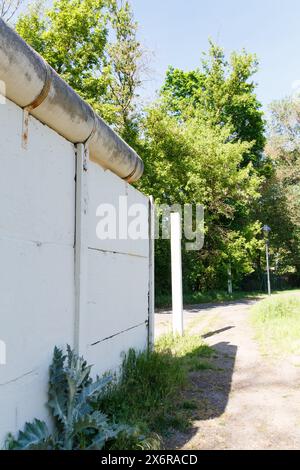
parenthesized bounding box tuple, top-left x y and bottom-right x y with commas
(262, 225, 271, 237)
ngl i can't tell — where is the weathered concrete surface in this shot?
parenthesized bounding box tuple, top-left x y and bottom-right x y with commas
(0, 18, 143, 182)
(0, 97, 150, 446)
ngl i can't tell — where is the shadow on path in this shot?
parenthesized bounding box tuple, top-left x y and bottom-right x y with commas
(203, 326, 235, 339)
(167, 339, 237, 449)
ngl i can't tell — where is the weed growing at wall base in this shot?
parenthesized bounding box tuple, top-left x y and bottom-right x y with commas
(6, 334, 213, 450)
(97, 333, 213, 448)
(6, 346, 145, 450)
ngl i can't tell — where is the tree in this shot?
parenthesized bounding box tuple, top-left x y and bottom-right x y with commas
(104, 0, 145, 140)
(136, 42, 265, 295)
(15, 5, 268, 294)
(16, 0, 109, 109)
(137, 104, 262, 293)
(266, 96, 300, 202)
(15, 0, 143, 134)
(261, 96, 300, 282)
(161, 41, 266, 172)
(0, 0, 23, 21)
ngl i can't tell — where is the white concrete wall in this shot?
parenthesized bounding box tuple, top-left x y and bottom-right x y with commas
(85, 163, 149, 374)
(0, 98, 150, 445)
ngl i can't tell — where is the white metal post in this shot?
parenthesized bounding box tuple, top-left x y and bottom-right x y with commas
(266, 239, 271, 296)
(148, 196, 155, 350)
(171, 212, 183, 336)
(74, 143, 89, 355)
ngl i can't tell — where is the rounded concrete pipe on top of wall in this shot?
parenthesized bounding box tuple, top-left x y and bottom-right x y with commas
(0, 19, 144, 182)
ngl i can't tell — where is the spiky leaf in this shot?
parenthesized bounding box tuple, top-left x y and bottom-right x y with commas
(77, 375, 112, 405)
(73, 411, 108, 435)
(86, 422, 135, 450)
(11, 419, 52, 450)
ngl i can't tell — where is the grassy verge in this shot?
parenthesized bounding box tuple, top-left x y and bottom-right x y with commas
(97, 333, 214, 449)
(250, 290, 300, 356)
(156, 290, 263, 309)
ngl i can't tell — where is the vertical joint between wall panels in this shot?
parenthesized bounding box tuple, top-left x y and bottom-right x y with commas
(148, 195, 155, 350)
(74, 143, 89, 355)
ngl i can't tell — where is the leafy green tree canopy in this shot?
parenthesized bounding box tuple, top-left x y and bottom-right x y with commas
(161, 41, 266, 171)
(261, 96, 300, 278)
(16, 0, 143, 137)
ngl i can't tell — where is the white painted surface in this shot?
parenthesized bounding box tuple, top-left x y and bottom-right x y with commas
(0, 99, 75, 445)
(0, 98, 150, 446)
(86, 323, 148, 377)
(148, 196, 155, 350)
(82, 159, 150, 374)
(74, 143, 89, 355)
(0, 100, 75, 245)
(87, 250, 148, 344)
(171, 212, 183, 336)
(88, 161, 149, 258)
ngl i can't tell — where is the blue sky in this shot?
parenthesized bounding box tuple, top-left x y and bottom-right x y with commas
(17, 0, 300, 110)
(130, 0, 300, 109)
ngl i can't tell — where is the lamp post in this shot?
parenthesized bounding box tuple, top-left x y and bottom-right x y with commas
(227, 262, 233, 295)
(262, 225, 271, 296)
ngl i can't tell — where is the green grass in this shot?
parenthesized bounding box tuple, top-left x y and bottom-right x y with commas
(156, 333, 214, 372)
(251, 291, 300, 356)
(96, 333, 213, 449)
(156, 290, 263, 309)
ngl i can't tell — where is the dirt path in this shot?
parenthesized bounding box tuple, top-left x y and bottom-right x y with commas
(155, 299, 300, 450)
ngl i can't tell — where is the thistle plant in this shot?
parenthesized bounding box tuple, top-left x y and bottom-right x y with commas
(7, 346, 134, 450)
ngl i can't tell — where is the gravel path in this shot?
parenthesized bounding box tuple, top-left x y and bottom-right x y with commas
(155, 299, 300, 450)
